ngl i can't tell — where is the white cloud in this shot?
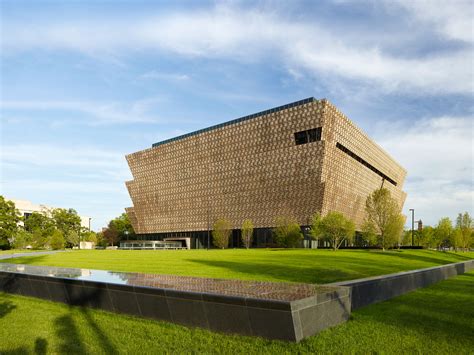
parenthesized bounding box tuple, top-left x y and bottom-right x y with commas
(392, 0, 473, 43)
(0, 98, 162, 125)
(140, 70, 190, 81)
(0, 143, 133, 229)
(374, 116, 473, 225)
(0, 143, 129, 172)
(2, 4, 472, 95)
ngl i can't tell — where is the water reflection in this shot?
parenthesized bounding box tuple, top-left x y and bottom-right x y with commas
(0, 263, 335, 301)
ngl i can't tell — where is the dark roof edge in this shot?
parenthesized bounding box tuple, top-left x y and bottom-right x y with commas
(152, 97, 317, 148)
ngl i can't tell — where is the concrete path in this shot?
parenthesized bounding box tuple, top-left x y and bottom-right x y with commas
(0, 250, 65, 260)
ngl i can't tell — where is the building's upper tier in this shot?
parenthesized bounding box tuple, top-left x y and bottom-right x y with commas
(151, 97, 316, 148)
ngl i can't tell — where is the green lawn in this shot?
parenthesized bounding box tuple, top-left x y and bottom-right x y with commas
(1, 249, 472, 284)
(1, 270, 472, 354)
(0, 249, 38, 255)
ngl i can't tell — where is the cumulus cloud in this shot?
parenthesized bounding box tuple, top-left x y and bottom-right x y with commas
(392, 0, 473, 43)
(140, 70, 190, 81)
(2, 3, 472, 95)
(0, 98, 162, 125)
(374, 116, 473, 225)
(0, 144, 127, 170)
(0, 143, 132, 229)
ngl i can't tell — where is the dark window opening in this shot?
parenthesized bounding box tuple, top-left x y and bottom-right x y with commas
(294, 131, 308, 145)
(336, 142, 398, 186)
(308, 128, 321, 142)
(294, 127, 322, 145)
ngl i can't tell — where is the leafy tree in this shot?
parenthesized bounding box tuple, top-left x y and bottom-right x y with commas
(241, 219, 254, 249)
(419, 226, 435, 248)
(24, 212, 55, 234)
(402, 230, 412, 246)
(95, 231, 107, 248)
(360, 219, 378, 246)
(109, 213, 135, 240)
(309, 213, 323, 241)
(52, 208, 81, 247)
(365, 188, 402, 251)
(0, 196, 21, 249)
(212, 218, 232, 249)
(385, 213, 405, 249)
(66, 230, 81, 248)
(455, 212, 473, 251)
(50, 230, 65, 250)
(13, 229, 33, 249)
(274, 216, 303, 248)
(451, 228, 463, 252)
(31, 228, 48, 249)
(434, 217, 453, 250)
(23, 212, 56, 249)
(103, 226, 119, 247)
(82, 230, 98, 244)
(418, 226, 436, 248)
(312, 211, 355, 251)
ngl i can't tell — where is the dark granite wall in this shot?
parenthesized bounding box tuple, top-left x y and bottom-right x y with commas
(0, 270, 350, 342)
(331, 260, 474, 310)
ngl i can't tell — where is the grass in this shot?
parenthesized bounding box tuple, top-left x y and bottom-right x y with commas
(1, 249, 473, 284)
(0, 249, 39, 255)
(1, 270, 472, 354)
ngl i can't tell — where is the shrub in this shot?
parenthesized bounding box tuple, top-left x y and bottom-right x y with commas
(212, 218, 232, 249)
(273, 217, 303, 248)
(50, 230, 65, 250)
(241, 219, 254, 249)
(312, 211, 355, 250)
(13, 229, 33, 249)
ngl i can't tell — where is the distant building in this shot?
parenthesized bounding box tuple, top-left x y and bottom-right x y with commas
(8, 198, 91, 230)
(79, 241, 95, 249)
(125, 98, 407, 248)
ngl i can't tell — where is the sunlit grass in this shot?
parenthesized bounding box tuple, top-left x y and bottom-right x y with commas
(1, 249, 472, 284)
(1, 270, 472, 354)
(0, 249, 39, 255)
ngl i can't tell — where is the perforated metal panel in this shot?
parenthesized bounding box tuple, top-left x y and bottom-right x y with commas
(125, 98, 406, 234)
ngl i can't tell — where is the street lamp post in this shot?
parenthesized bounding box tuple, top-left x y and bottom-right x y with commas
(409, 208, 415, 246)
(207, 196, 210, 250)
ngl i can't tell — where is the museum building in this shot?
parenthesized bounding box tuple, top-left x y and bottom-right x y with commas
(124, 98, 407, 248)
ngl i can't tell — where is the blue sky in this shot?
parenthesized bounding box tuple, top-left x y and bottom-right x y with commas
(1, 0, 472, 230)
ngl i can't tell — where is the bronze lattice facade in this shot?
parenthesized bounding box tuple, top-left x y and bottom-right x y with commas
(125, 98, 406, 247)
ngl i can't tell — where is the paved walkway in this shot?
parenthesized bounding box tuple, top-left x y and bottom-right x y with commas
(0, 250, 65, 260)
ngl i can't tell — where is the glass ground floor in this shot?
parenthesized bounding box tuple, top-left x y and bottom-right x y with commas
(129, 227, 347, 249)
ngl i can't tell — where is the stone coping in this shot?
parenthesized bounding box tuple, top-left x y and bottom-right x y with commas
(329, 259, 473, 310)
(3, 260, 470, 341)
(330, 259, 474, 287)
(0, 263, 351, 341)
(0, 263, 338, 304)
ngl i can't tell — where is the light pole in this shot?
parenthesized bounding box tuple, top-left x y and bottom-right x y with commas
(207, 196, 210, 250)
(409, 209, 414, 246)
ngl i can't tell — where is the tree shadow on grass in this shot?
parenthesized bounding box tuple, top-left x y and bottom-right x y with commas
(0, 255, 49, 265)
(372, 250, 472, 266)
(0, 346, 29, 354)
(0, 300, 16, 318)
(54, 308, 117, 354)
(34, 338, 47, 355)
(186, 258, 356, 283)
(0, 337, 47, 355)
(79, 308, 117, 354)
(186, 251, 444, 283)
(55, 314, 87, 354)
(441, 251, 473, 261)
(54, 285, 118, 354)
(353, 273, 474, 346)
